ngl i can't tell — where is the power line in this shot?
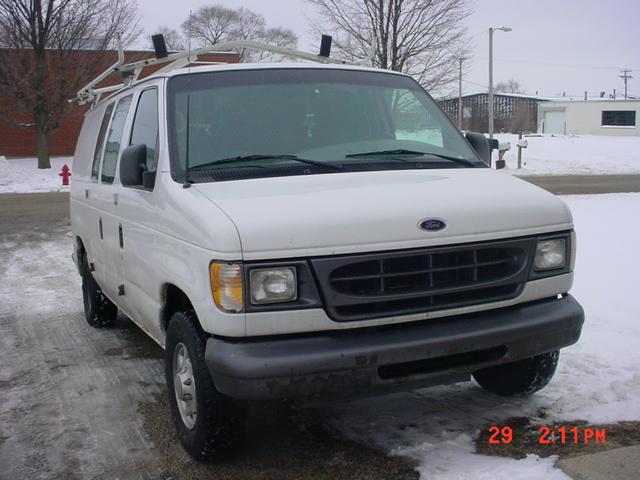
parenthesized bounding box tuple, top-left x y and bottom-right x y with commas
(474, 57, 639, 72)
(462, 78, 489, 89)
(619, 69, 633, 99)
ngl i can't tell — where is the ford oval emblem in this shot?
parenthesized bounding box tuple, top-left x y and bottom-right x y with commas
(419, 218, 447, 232)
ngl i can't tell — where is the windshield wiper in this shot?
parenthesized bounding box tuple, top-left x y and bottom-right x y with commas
(345, 149, 476, 167)
(191, 154, 343, 171)
(346, 149, 427, 158)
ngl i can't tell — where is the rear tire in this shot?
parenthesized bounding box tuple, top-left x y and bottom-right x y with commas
(473, 351, 560, 396)
(81, 254, 117, 328)
(165, 310, 245, 460)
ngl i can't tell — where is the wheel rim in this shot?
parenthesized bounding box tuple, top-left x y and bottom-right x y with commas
(173, 342, 197, 429)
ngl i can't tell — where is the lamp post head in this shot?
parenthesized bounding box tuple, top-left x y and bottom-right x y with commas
(498, 27, 512, 32)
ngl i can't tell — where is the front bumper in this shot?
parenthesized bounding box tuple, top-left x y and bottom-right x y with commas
(205, 295, 584, 400)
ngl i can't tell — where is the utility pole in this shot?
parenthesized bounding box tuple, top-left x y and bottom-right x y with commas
(488, 27, 512, 139)
(488, 29, 493, 138)
(619, 69, 632, 99)
(458, 57, 465, 129)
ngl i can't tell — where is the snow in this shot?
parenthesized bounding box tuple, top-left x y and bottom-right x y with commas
(1, 173, 639, 477)
(324, 193, 640, 479)
(0, 156, 73, 193)
(493, 134, 640, 176)
(1, 134, 640, 193)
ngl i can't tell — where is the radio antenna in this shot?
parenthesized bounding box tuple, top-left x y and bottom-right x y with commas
(183, 9, 193, 189)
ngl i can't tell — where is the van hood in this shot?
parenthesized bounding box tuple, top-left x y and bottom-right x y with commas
(194, 169, 573, 260)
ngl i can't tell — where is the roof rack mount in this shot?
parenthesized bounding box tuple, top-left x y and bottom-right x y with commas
(73, 38, 353, 105)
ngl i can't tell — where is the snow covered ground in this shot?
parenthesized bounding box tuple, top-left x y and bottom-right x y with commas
(1, 134, 639, 193)
(494, 134, 640, 176)
(326, 193, 640, 479)
(0, 156, 73, 193)
(1, 190, 638, 479)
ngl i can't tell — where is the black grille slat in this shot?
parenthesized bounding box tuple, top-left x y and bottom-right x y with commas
(327, 276, 518, 303)
(331, 258, 514, 282)
(332, 284, 521, 319)
(310, 238, 536, 322)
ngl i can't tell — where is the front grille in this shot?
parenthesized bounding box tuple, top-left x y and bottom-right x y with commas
(310, 238, 535, 321)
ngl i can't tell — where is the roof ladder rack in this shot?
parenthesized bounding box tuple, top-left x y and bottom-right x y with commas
(73, 36, 353, 106)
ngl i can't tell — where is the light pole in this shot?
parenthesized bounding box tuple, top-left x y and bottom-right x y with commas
(488, 26, 512, 139)
(457, 57, 466, 129)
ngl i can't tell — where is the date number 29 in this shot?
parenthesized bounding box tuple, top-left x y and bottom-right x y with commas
(488, 426, 513, 444)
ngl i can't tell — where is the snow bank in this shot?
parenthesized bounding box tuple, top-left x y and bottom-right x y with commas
(494, 134, 640, 176)
(0, 156, 73, 193)
(328, 193, 640, 479)
(1, 134, 639, 193)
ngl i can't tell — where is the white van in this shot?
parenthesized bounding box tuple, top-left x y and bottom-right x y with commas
(70, 43, 584, 459)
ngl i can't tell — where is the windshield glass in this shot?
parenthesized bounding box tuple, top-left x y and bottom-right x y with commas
(166, 68, 483, 181)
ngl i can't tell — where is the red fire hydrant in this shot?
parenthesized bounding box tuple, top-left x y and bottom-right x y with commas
(59, 164, 72, 186)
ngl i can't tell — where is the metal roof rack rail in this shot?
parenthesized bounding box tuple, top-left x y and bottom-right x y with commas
(73, 34, 352, 106)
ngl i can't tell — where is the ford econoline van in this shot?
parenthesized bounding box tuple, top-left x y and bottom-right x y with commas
(70, 42, 584, 459)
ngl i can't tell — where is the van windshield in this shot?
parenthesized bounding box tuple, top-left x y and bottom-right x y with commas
(166, 68, 484, 182)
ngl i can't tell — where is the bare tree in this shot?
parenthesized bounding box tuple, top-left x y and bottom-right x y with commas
(182, 4, 297, 62)
(182, 5, 239, 46)
(495, 78, 524, 94)
(152, 26, 185, 51)
(306, 0, 471, 94)
(0, 0, 141, 168)
(262, 27, 298, 48)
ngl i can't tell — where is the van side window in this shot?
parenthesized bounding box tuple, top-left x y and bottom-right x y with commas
(101, 95, 133, 184)
(91, 103, 114, 179)
(130, 89, 159, 173)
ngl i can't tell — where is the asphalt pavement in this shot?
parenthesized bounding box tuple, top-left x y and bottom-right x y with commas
(0, 191, 418, 480)
(1, 177, 638, 479)
(517, 174, 640, 195)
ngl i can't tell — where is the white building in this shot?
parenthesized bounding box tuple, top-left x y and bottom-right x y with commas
(538, 100, 639, 136)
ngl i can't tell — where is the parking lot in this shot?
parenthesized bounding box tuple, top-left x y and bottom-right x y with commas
(2, 191, 640, 480)
(0, 193, 419, 480)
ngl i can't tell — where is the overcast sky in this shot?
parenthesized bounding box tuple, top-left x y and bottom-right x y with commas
(136, 0, 640, 99)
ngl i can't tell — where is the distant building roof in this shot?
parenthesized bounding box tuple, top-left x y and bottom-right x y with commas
(437, 91, 552, 102)
(540, 98, 640, 105)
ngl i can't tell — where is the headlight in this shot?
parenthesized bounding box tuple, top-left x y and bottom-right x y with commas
(250, 267, 297, 304)
(534, 239, 566, 271)
(210, 262, 243, 312)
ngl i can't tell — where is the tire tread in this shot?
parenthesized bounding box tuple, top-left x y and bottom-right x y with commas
(165, 310, 244, 460)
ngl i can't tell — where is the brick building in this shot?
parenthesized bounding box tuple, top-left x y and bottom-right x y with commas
(0, 49, 238, 157)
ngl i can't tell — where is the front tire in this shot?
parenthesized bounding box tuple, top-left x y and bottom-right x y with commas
(472, 351, 560, 396)
(165, 310, 245, 460)
(81, 254, 117, 328)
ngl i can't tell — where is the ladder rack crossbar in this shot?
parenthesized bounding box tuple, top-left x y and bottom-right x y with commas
(73, 39, 352, 106)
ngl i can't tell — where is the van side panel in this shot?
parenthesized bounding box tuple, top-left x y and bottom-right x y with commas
(70, 104, 109, 287)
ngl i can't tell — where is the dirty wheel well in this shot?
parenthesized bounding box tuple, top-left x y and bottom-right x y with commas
(162, 285, 197, 334)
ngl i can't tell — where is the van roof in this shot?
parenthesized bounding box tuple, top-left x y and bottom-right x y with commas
(75, 40, 410, 106)
(88, 62, 409, 109)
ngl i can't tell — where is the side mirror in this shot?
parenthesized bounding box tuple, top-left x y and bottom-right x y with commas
(465, 132, 495, 166)
(120, 144, 148, 187)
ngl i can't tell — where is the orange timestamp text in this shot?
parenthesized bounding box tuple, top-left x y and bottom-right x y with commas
(487, 425, 607, 445)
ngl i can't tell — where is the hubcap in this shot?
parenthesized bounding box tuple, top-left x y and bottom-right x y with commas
(173, 343, 197, 429)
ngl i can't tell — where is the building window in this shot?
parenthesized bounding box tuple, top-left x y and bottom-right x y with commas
(601, 110, 636, 127)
